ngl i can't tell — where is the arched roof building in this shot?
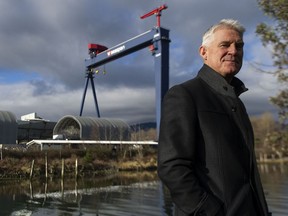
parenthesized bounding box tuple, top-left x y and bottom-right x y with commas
(0, 111, 17, 144)
(53, 115, 131, 141)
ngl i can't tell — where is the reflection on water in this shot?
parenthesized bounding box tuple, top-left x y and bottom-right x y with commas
(0, 164, 287, 216)
(0, 172, 174, 216)
(258, 163, 288, 216)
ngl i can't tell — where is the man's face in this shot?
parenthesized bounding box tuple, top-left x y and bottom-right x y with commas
(199, 28, 244, 81)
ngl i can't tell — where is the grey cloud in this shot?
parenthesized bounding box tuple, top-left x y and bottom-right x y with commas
(0, 0, 279, 123)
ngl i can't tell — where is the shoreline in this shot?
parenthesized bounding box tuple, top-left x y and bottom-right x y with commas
(0, 148, 287, 180)
(0, 157, 158, 180)
(0, 147, 158, 180)
(0, 160, 157, 180)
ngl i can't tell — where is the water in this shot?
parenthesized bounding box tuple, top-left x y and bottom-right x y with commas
(0, 164, 287, 216)
(258, 163, 288, 216)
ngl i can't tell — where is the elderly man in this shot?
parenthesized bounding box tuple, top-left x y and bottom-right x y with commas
(158, 19, 271, 216)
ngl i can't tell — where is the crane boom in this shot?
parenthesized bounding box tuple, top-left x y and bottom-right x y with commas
(140, 4, 168, 27)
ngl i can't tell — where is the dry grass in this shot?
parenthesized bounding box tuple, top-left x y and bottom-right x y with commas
(0, 146, 157, 179)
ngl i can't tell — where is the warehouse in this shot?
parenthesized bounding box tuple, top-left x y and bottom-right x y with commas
(53, 115, 131, 141)
(0, 111, 17, 144)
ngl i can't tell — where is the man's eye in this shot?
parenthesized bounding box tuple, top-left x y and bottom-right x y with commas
(220, 43, 229, 48)
(236, 43, 244, 49)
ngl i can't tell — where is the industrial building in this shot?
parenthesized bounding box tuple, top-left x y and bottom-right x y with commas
(0, 111, 131, 145)
(0, 111, 17, 144)
(53, 115, 131, 141)
(17, 113, 56, 144)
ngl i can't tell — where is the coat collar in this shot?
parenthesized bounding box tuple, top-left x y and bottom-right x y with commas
(198, 64, 248, 98)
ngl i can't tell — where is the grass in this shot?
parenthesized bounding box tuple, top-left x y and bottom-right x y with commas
(0, 145, 158, 179)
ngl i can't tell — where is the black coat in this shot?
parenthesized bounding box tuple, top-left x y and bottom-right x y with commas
(158, 64, 270, 216)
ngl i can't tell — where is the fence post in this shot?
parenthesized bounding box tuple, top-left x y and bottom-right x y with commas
(61, 158, 65, 180)
(30, 159, 35, 180)
(75, 158, 78, 179)
(0, 145, 2, 160)
(45, 152, 48, 179)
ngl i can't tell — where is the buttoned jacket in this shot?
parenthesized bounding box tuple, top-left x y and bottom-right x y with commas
(158, 64, 270, 216)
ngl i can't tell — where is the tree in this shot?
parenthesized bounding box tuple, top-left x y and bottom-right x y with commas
(256, 0, 288, 124)
(250, 112, 276, 148)
(264, 130, 288, 159)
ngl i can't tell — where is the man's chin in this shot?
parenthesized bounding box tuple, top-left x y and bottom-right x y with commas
(223, 68, 240, 77)
(226, 65, 241, 74)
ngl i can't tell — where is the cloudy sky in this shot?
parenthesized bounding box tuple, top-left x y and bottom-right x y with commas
(0, 0, 280, 124)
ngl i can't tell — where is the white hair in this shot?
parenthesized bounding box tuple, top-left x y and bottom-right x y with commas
(202, 19, 246, 47)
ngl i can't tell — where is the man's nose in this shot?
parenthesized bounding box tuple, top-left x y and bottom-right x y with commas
(228, 44, 238, 54)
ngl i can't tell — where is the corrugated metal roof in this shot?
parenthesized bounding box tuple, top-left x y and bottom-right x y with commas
(53, 115, 131, 140)
(0, 111, 17, 144)
(17, 120, 56, 143)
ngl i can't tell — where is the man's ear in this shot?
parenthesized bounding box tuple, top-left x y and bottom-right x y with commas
(199, 45, 207, 60)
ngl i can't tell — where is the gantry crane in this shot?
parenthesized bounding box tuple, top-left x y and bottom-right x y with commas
(80, 5, 170, 137)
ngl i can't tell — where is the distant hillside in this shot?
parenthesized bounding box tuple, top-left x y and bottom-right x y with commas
(130, 122, 156, 131)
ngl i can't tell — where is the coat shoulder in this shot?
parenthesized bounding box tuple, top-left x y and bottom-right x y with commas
(168, 77, 209, 99)
(181, 77, 204, 91)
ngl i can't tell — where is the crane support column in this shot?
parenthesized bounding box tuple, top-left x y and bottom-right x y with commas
(80, 70, 101, 118)
(153, 28, 170, 137)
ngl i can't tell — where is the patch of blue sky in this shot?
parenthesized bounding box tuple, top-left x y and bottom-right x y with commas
(0, 68, 41, 84)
